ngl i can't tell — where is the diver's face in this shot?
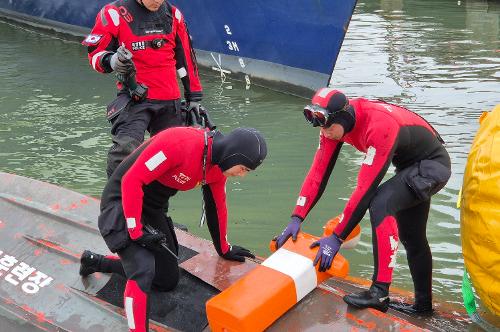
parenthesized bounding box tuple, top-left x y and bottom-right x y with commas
(320, 123, 345, 140)
(140, 0, 164, 11)
(223, 165, 251, 177)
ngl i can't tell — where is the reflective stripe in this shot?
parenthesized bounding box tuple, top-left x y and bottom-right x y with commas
(125, 297, 136, 329)
(126, 218, 136, 229)
(174, 8, 182, 22)
(177, 67, 187, 78)
(91, 51, 107, 70)
(363, 146, 376, 165)
(145, 151, 167, 171)
(318, 87, 335, 98)
(108, 9, 120, 26)
(262, 248, 317, 301)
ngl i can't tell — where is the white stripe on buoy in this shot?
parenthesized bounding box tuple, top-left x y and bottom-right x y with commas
(262, 248, 317, 301)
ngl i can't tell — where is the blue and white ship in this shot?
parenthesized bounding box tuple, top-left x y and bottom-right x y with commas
(0, 0, 357, 94)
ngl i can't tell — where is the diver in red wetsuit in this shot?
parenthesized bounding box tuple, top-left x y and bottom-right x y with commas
(79, 126, 267, 332)
(274, 88, 451, 314)
(82, 0, 203, 177)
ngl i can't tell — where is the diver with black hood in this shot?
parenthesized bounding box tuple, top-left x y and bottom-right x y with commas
(79, 126, 267, 332)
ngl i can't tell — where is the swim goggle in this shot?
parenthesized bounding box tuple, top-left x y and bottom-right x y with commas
(303, 104, 331, 127)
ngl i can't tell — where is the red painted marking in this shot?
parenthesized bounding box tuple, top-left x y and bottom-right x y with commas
(80, 198, 89, 205)
(36, 311, 46, 323)
(49, 204, 60, 211)
(14, 232, 23, 239)
(37, 224, 56, 238)
(0, 220, 5, 229)
(55, 283, 67, 292)
(345, 312, 377, 329)
(95, 273, 102, 280)
(68, 203, 78, 210)
(59, 258, 72, 265)
(25, 197, 33, 201)
(34, 249, 43, 256)
(369, 309, 424, 330)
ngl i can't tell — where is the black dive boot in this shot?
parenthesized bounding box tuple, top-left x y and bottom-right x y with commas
(79, 250, 104, 277)
(389, 296, 433, 316)
(343, 282, 390, 312)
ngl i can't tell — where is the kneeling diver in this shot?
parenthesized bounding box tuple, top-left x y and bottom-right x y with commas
(80, 126, 267, 332)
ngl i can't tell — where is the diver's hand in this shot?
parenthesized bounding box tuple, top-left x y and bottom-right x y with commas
(222, 245, 255, 262)
(310, 233, 342, 272)
(273, 216, 302, 249)
(186, 101, 201, 126)
(110, 52, 136, 76)
(133, 232, 166, 251)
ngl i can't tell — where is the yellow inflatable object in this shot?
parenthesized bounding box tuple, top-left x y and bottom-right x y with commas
(461, 104, 500, 316)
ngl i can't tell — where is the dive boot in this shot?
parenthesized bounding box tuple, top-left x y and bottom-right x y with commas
(389, 301, 433, 316)
(79, 250, 103, 277)
(343, 283, 390, 312)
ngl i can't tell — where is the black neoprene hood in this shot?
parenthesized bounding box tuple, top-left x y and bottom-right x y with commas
(211, 128, 267, 172)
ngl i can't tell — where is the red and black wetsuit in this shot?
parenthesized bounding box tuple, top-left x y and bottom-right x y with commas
(293, 98, 450, 299)
(82, 0, 203, 178)
(83, 0, 202, 101)
(98, 127, 230, 331)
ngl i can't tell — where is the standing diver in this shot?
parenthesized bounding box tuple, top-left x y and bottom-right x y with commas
(82, 0, 203, 177)
(80, 127, 267, 332)
(274, 88, 451, 314)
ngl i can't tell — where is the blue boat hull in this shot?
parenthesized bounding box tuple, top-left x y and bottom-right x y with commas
(0, 0, 356, 94)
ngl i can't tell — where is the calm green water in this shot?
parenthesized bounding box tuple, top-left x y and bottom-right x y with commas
(0, 0, 499, 307)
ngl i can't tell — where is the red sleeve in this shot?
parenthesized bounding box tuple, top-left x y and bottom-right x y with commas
(292, 134, 343, 220)
(172, 6, 203, 101)
(202, 179, 230, 255)
(334, 116, 399, 240)
(82, 5, 120, 73)
(121, 139, 180, 240)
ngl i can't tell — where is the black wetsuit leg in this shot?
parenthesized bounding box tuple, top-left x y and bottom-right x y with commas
(396, 200, 432, 307)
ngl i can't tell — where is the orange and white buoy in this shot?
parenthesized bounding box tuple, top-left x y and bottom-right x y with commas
(206, 216, 360, 332)
(323, 215, 361, 249)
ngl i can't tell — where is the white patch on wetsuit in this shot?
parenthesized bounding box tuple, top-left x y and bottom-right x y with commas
(388, 235, 398, 268)
(174, 8, 182, 22)
(318, 87, 335, 98)
(91, 51, 108, 70)
(382, 104, 393, 112)
(145, 151, 167, 171)
(84, 34, 102, 45)
(296, 196, 307, 207)
(126, 218, 136, 229)
(177, 67, 187, 78)
(362, 146, 376, 166)
(108, 9, 120, 26)
(338, 213, 344, 223)
(125, 297, 136, 329)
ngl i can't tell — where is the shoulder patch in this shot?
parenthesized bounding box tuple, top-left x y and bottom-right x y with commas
(83, 34, 103, 45)
(108, 8, 120, 26)
(145, 151, 167, 171)
(174, 8, 182, 22)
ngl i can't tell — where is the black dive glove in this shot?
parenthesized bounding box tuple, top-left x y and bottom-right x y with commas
(222, 245, 255, 262)
(134, 232, 166, 251)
